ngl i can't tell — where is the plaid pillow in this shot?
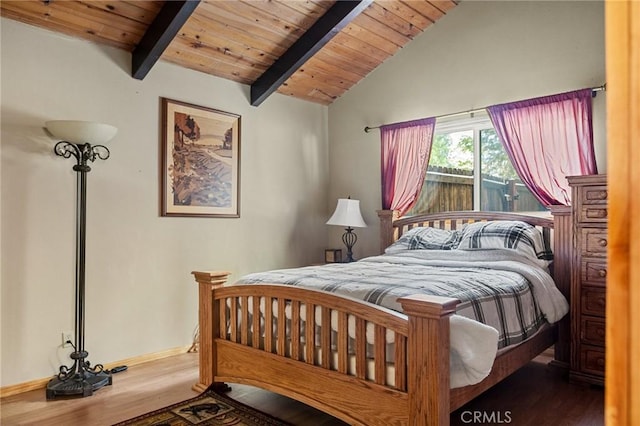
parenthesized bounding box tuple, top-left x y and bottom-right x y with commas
(457, 220, 553, 266)
(385, 227, 462, 254)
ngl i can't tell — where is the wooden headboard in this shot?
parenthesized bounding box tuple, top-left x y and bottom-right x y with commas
(384, 210, 553, 245)
(377, 208, 573, 368)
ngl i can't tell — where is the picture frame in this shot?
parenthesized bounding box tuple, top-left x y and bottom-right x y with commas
(324, 249, 342, 263)
(160, 98, 241, 218)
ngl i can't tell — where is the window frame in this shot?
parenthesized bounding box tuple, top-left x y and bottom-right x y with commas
(432, 113, 494, 211)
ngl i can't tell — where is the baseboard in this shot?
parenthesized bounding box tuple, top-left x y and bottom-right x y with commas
(0, 345, 192, 398)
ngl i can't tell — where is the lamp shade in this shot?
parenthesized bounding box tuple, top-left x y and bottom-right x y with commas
(46, 120, 117, 145)
(326, 198, 367, 228)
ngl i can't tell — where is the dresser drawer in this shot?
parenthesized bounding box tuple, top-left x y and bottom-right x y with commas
(578, 205, 608, 223)
(581, 316, 605, 346)
(581, 228, 608, 257)
(580, 345, 605, 376)
(581, 259, 607, 285)
(579, 185, 608, 204)
(581, 286, 606, 316)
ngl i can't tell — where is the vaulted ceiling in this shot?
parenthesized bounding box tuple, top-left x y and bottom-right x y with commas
(0, 0, 458, 106)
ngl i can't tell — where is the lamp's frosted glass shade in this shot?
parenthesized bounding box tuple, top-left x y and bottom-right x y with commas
(326, 198, 367, 228)
(45, 120, 118, 145)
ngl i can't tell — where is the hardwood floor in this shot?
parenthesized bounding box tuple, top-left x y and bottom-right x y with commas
(1, 352, 603, 425)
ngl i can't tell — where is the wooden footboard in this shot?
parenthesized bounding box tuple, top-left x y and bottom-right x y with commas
(192, 270, 458, 426)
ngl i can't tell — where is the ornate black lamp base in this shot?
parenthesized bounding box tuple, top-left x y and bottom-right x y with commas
(46, 352, 112, 399)
(46, 370, 112, 399)
(342, 227, 358, 262)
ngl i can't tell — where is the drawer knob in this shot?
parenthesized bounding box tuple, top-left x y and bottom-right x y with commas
(598, 239, 608, 247)
(597, 358, 605, 367)
(598, 269, 607, 278)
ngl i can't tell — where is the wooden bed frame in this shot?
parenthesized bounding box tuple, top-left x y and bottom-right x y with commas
(191, 209, 572, 426)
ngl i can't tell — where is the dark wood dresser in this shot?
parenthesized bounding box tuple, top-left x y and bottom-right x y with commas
(568, 174, 608, 386)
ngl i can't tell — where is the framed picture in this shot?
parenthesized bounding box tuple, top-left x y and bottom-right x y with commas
(324, 249, 342, 263)
(161, 98, 241, 217)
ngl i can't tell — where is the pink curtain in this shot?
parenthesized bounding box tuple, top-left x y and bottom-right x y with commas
(381, 117, 436, 216)
(487, 88, 597, 206)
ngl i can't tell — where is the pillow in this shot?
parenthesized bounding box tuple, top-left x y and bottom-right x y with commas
(457, 220, 553, 266)
(385, 226, 462, 254)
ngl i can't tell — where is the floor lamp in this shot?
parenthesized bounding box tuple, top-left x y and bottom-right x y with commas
(326, 197, 367, 262)
(45, 120, 117, 399)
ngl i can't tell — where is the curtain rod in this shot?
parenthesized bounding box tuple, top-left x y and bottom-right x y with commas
(363, 84, 606, 133)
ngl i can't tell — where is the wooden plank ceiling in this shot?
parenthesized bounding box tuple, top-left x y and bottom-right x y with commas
(0, 0, 458, 106)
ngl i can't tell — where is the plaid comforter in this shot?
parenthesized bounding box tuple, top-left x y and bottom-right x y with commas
(237, 249, 568, 350)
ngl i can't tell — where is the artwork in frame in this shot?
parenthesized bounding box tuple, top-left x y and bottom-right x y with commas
(161, 98, 241, 218)
(324, 249, 342, 263)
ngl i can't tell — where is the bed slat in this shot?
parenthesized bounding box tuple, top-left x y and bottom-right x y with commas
(321, 307, 331, 368)
(305, 303, 315, 365)
(291, 301, 301, 361)
(337, 311, 348, 374)
(252, 296, 260, 348)
(218, 299, 226, 340)
(395, 333, 407, 390)
(355, 317, 366, 380)
(230, 297, 238, 343)
(277, 297, 286, 356)
(264, 297, 273, 353)
(241, 296, 249, 345)
(374, 324, 386, 385)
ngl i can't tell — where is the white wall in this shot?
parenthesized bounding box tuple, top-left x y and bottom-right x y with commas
(0, 18, 329, 386)
(328, 0, 606, 257)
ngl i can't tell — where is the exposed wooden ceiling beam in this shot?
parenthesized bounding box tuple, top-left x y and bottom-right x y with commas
(132, 0, 200, 80)
(250, 0, 373, 106)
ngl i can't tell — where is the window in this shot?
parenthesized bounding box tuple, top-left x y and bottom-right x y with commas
(407, 113, 546, 215)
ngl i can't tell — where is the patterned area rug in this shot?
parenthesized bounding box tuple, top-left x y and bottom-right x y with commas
(113, 386, 292, 426)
